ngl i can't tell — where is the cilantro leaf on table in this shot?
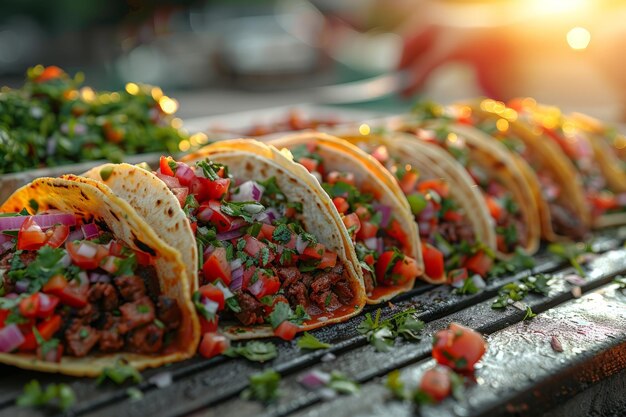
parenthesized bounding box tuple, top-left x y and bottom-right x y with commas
(97, 360, 143, 385)
(225, 341, 278, 362)
(297, 332, 332, 350)
(16, 380, 75, 412)
(241, 369, 281, 403)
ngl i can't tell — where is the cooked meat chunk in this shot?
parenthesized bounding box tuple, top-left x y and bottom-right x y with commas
(88, 283, 119, 311)
(76, 303, 100, 323)
(333, 280, 354, 303)
(234, 292, 265, 326)
(139, 266, 161, 299)
(114, 275, 146, 301)
(157, 295, 181, 330)
(310, 290, 341, 311)
(119, 296, 155, 333)
(99, 329, 124, 352)
(65, 322, 100, 357)
(362, 270, 374, 295)
(285, 281, 308, 307)
(127, 323, 164, 354)
(277, 266, 300, 289)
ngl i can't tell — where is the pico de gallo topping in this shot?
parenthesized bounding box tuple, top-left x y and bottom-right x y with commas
(0, 210, 181, 360)
(361, 144, 493, 282)
(508, 100, 626, 220)
(289, 144, 420, 297)
(155, 156, 359, 347)
(410, 126, 527, 253)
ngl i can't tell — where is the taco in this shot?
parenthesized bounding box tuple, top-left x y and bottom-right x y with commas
(395, 119, 541, 257)
(0, 177, 199, 376)
(267, 132, 422, 302)
(504, 98, 626, 228)
(84, 140, 365, 340)
(333, 130, 497, 285)
(455, 98, 591, 240)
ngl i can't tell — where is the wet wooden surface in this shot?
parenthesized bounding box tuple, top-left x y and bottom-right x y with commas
(0, 229, 625, 417)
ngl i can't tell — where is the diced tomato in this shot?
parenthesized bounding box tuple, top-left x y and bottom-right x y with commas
(285, 234, 297, 250)
(357, 221, 378, 240)
(342, 213, 361, 236)
(248, 270, 280, 300)
(259, 224, 276, 241)
(274, 320, 299, 341)
(198, 332, 230, 359)
(19, 293, 40, 319)
(202, 247, 231, 286)
(302, 243, 325, 260)
(243, 236, 274, 266)
(432, 322, 487, 371)
(448, 268, 468, 285)
(386, 219, 408, 248)
(206, 201, 235, 232)
(589, 193, 618, 212)
(171, 187, 189, 207)
(43, 274, 68, 294)
(242, 266, 257, 290)
(208, 178, 231, 200)
(465, 251, 493, 276)
(200, 316, 219, 333)
(484, 196, 503, 222)
(326, 171, 355, 185)
(36, 294, 59, 319)
(44, 224, 70, 248)
(66, 241, 108, 270)
(399, 170, 419, 194)
(389, 256, 420, 286)
(17, 217, 47, 251)
(20, 315, 62, 352)
(375, 251, 397, 285)
(160, 156, 175, 176)
(418, 179, 449, 198)
(422, 244, 445, 280)
(0, 310, 9, 328)
(419, 367, 452, 402)
(355, 206, 370, 221)
(199, 284, 225, 311)
(318, 251, 337, 269)
(108, 241, 125, 256)
(190, 222, 198, 235)
(298, 157, 319, 173)
(34, 66, 64, 83)
(134, 249, 154, 266)
(37, 343, 64, 363)
(363, 254, 375, 266)
(442, 210, 463, 222)
(103, 123, 124, 143)
(332, 197, 350, 214)
(284, 207, 297, 218)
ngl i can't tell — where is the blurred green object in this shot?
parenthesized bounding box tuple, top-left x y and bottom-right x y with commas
(0, 65, 188, 175)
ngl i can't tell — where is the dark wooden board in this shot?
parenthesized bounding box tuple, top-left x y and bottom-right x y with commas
(0, 230, 624, 417)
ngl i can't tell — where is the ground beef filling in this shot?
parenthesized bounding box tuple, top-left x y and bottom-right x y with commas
(233, 261, 354, 326)
(0, 253, 182, 358)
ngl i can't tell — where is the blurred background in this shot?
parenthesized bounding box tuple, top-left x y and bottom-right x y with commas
(1, 0, 626, 121)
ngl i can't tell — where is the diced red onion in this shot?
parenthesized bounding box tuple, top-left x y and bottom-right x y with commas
(364, 238, 378, 251)
(215, 281, 234, 299)
(451, 278, 465, 289)
(76, 271, 90, 290)
(617, 193, 626, 206)
(471, 274, 486, 290)
(197, 206, 214, 222)
(59, 253, 71, 268)
(229, 259, 243, 271)
(89, 272, 111, 283)
(418, 221, 432, 236)
(228, 218, 247, 231)
(296, 235, 308, 254)
(419, 201, 436, 222)
(216, 229, 244, 241)
(0, 324, 25, 353)
(14, 280, 29, 294)
(0, 234, 11, 245)
(0, 213, 76, 232)
(298, 370, 331, 389)
(68, 228, 84, 242)
(373, 204, 392, 228)
(156, 171, 182, 190)
(253, 212, 271, 224)
(203, 244, 216, 257)
(38, 293, 55, 311)
(248, 278, 264, 298)
(1, 241, 13, 252)
(231, 181, 264, 202)
(174, 163, 196, 186)
(5, 293, 17, 300)
(149, 372, 173, 389)
(81, 223, 100, 240)
(265, 208, 279, 223)
(203, 298, 219, 315)
(376, 238, 384, 255)
(76, 242, 97, 258)
(229, 267, 244, 291)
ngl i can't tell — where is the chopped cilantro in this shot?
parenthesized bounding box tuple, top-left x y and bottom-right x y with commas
(241, 369, 281, 403)
(225, 341, 277, 362)
(272, 224, 292, 244)
(492, 274, 552, 309)
(221, 201, 265, 223)
(296, 332, 332, 350)
(357, 308, 424, 352)
(16, 380, 75, 412)
(97, 360, 143, 385)
(548, 242, 593, 277)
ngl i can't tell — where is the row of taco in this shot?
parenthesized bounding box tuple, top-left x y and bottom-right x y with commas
(0, 97, 623, 376)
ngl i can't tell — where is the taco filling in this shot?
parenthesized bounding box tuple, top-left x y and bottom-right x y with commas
(288, 143, 419, 298)
(154, 156, 359, 337)
(363, 144, 493, 282)
(408, 126, 527, 254)
(0, 211, 181, 360)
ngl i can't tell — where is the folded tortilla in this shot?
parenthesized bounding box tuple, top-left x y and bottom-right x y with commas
(0, 177, 199, 377)
(85, 140, 366, 339)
